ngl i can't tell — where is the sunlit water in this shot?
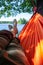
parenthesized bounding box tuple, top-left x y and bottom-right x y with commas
(0, 24, 25, 33)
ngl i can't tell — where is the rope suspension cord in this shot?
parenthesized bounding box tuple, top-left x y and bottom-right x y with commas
(32, 0, 37, 13)
(32, 0, 35, 7)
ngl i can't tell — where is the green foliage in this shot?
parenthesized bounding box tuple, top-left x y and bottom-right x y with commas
(0, 18, 27, 24)
(0, 21, 12, 24)
(18, 18, 27, 24)
(0, 0, 37, 17)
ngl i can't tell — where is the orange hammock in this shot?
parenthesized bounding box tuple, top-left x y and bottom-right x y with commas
(18, 13, 43, 65)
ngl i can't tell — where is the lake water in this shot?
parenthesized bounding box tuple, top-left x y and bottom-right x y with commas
(0, 24, 25, 32)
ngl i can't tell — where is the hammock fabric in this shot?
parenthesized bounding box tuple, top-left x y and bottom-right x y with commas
(18, 13, 43, 65)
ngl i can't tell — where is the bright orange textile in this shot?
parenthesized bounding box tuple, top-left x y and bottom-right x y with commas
(18, 13, 43, 65)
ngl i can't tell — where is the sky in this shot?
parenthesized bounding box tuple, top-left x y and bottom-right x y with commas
(0, 12, 33, 21)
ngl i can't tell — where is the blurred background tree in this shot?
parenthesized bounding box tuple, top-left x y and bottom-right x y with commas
(18, 18, 27, 24)
(0, 0, 37, 17)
